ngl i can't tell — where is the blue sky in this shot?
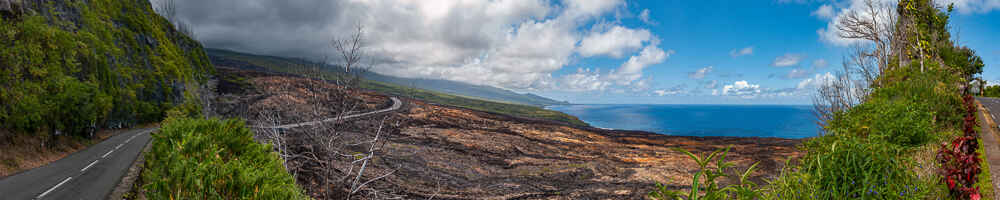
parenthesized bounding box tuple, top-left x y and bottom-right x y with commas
(538, 0, 1000, 105)
(177, 0, 1000, 105)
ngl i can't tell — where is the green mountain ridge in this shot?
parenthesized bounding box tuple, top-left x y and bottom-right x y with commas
(205, 48, 588, 126)
(204, 48, 569, 106)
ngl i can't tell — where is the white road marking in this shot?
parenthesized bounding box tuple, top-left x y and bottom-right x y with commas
(101, 150, 114, 158)
(37, 177, 72, 199)
(80, 160, 98, 172)
(115, 144, 123, 150)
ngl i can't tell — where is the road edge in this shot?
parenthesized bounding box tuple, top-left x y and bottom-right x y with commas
(106, 133, 153, 200)
(977, 101, 1000, 200)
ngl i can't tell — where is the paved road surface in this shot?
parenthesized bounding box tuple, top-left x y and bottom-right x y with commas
(976, 97, 1000, 200)
(0, 127, 155, 200)
(252, 96, 403, 129)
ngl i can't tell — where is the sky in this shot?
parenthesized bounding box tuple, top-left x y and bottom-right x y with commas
(161, 0, 1000, 105)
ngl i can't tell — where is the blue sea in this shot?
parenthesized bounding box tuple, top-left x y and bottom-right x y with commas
(547, 104, 820, 139)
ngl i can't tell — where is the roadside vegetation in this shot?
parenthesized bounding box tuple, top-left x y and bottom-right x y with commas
(0, 0, 210, 176)
(982, 85, 1000, 98)
(650, 0, 991, 199)
(142, 112, 306, 199)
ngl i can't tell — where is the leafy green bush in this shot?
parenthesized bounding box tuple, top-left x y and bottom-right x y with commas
(824, 99, 935, 147)
(142, 117, 306, 199)
(649, 147, 761, 200)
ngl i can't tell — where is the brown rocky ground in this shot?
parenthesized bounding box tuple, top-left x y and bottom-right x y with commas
(213, 68, 802, 199)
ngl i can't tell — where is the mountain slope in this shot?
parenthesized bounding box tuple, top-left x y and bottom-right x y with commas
(205, 48, 568, 106)
(205, 48, 587, 126)
(0, 0, 213, 134)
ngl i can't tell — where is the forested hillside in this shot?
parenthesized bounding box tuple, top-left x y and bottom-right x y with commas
(0, 0, 213, 136)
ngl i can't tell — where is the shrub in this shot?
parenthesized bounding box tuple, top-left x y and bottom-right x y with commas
(648, 147, 762, 200)
(142, 117, 307, 199)
(936, 95, 983, 199)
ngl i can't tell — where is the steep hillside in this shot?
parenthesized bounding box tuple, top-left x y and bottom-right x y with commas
(205, 48, 569, 106)
(206, 48, 588, 126)
(0, 0, 213, 135)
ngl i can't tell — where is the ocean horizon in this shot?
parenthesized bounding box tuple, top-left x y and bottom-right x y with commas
(548, 104, 821, 139)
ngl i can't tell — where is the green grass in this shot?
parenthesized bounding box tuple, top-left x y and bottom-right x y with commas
(142, 117, 307, 199)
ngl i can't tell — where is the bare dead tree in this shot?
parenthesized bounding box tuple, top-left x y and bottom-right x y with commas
(814, 0, 898, 129)
(155, 0, 197, 39)
(332, 24, 370, 88)
(157, 0, 176, 23)
(813, 60, 867, 132)
(835, 0, 898, 86)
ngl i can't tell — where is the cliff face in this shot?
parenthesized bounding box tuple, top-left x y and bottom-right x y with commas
(0, 0, 212, 134)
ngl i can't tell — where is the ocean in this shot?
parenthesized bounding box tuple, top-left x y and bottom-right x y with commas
(547, 104, 820, 139)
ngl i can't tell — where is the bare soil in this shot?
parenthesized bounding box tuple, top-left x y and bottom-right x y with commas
(214, 68, 803, 199)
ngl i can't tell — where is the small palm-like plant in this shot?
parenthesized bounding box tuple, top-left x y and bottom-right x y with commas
(648, 146, 761, 200)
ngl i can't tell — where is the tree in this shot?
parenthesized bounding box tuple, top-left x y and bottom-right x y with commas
(332, 24, 370, 88)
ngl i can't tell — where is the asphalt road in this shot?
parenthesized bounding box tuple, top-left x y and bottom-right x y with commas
(981, 97, 1000, 127)
(252, 96, 403, 129)
(977, 97, 1000, 199)
(0, 127, 155, 200)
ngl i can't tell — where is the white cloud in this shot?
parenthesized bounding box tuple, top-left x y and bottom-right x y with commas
(654, 85, 686, 96)
(689, 66, 713, 79)
(812, 4, 835, 19)
(703, 80, 718, 89)
(176, 0, 670, 92)
(797, 72, 836, 89)
(578, 26, 653, 58)
(812, 59, 829, 68)
(609, 45, 672, 85)
(558, 44, 672, 93)
(771, 53, 805, 67)
(560, 68, 612, 92)
(638, 9, 657, 25)
(936, 0, 1000, 14)
(816, 0, 897, 46)
(721, 80, 762, 97)
(785, 68, 811, 79)
(729, 46, 754, 57)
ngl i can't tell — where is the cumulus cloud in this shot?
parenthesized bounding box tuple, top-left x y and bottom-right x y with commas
(812, 4, 836, 19)
(654, 85, 686, 96)
(785, 68, 811, 79)
(721, 80, 762, 97)
(797, 72, 836, 89)
(638, 9, 657, 25)
(936, 0, 1000, 14)
(163, 0, 678, 92)
(771, 53, 805, 67)
(729, 46, 754, 57)
(609, 45, 672, 85)
(688, 66, 713, 79)
(702, 80, 718, 89)
(812, 59, 829, 68)
(560, 68, 612, 92)
(578, 26, 653, 58)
